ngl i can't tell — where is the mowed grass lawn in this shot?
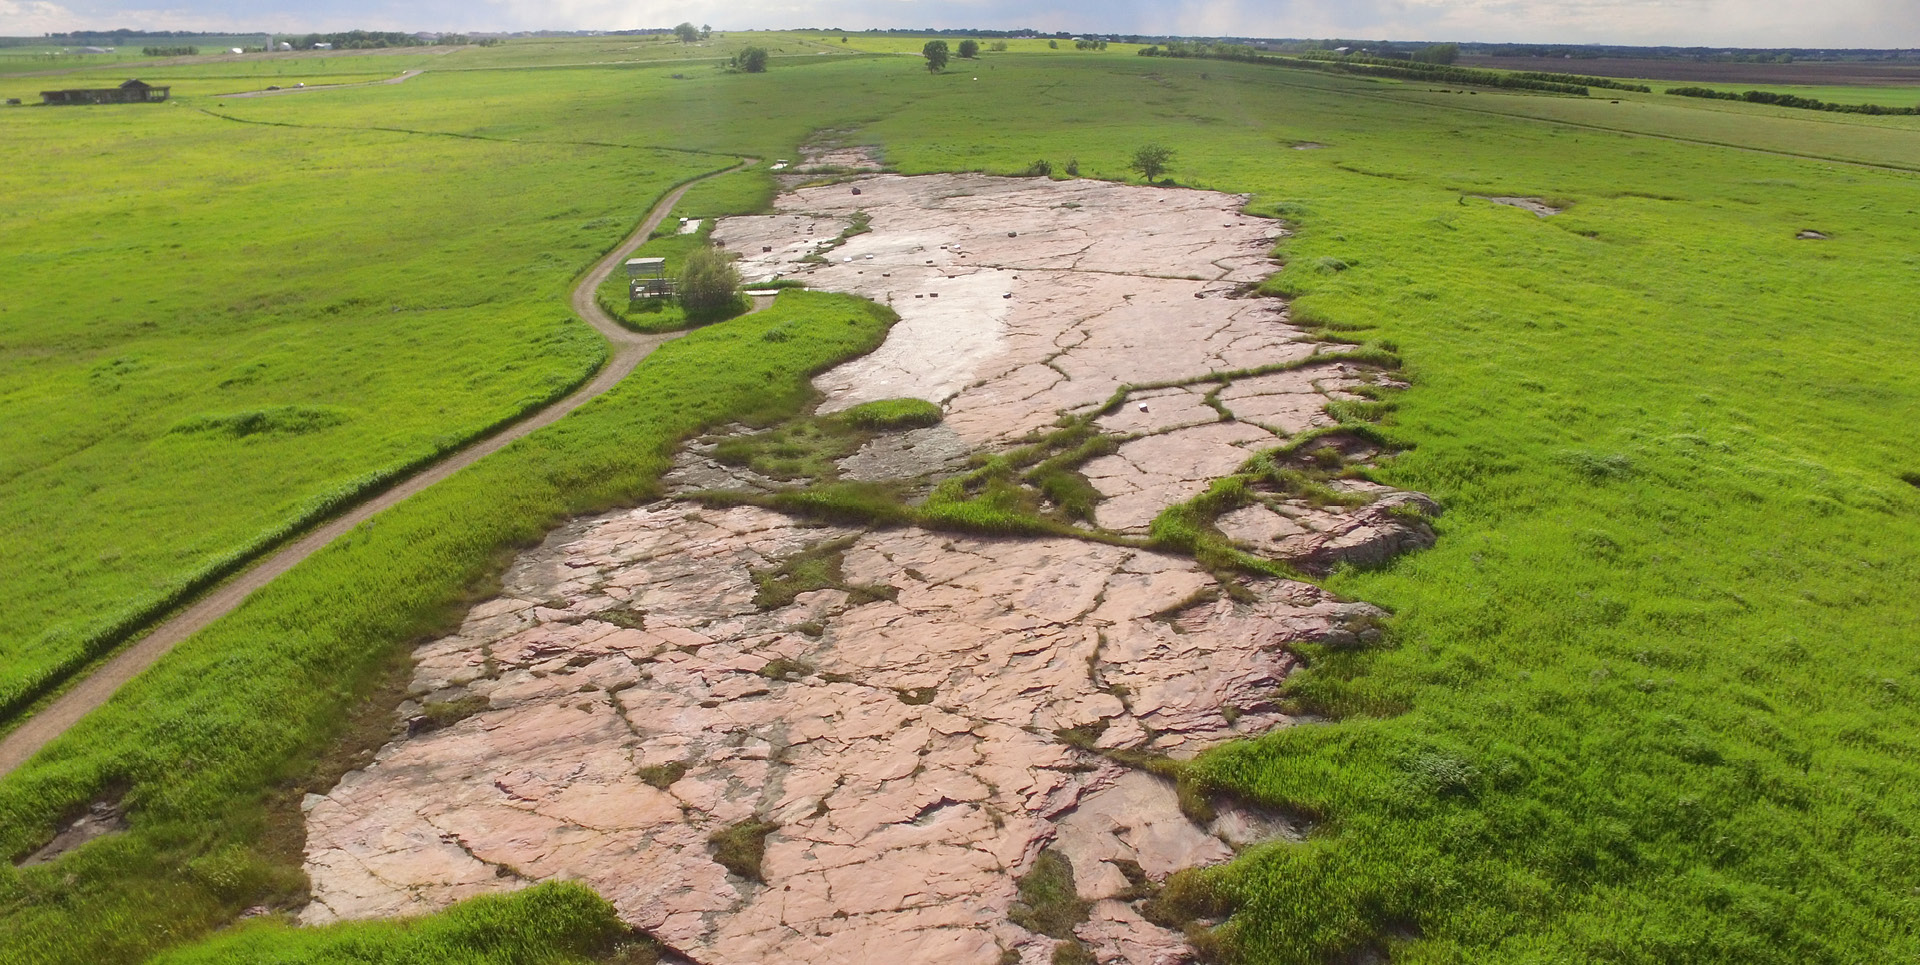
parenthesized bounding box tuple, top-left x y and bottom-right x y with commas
(0, 88, 731, 718)
(1, 43, 1917, 964)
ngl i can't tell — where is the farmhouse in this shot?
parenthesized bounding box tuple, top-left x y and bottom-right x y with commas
(39, 79, 171, 106)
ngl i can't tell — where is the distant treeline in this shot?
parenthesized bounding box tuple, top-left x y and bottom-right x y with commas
(1461, 43, 1915, 63)
(142, 45, 197, 56)
(1666, 86, 1920, 114)
(1297, 50, 1652, 91)
(1138, 42, 1596, 96)
(291, 31, 428, 49)
(282, 31, 495, 49)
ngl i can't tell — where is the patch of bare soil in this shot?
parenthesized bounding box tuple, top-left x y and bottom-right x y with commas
(1480, 196, 1563, 217)
(300, 170, 1437, 964)
(16, 798, 126, 866)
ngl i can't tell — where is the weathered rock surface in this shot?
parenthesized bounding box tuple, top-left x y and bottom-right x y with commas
(709, 173, 1388, 528)
(301, 505, 1364, 963)
(303, 167, 1434, 963)
(712, 173, 1331, 448)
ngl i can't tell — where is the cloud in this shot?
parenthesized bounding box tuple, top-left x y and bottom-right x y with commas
(5, 0, 1917, 46)
(1, 0, 80, 33)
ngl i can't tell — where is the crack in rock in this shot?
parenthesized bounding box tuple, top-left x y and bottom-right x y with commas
(302, 507, 1368, 963)
(302, 167, 1432, 965)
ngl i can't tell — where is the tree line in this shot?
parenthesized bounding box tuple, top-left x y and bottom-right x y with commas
(1137, 43, 1596, 96)
(1666, 86, 1920, 115)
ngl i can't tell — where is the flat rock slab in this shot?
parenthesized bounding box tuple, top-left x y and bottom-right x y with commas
(708, 172, 1374, 530)
(711, 173, 1305, 446)
(304, 171, 1428, 964)
(1481, 195, 1562, 217)
(301, 505, 1379, 963)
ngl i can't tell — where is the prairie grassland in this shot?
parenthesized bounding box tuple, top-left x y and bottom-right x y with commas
(0, 73, 415, 101)
(2, 42, 1918, 965)
(0, 54, 456, 101)
(0, 95, 730, 720)
(855, 52, 1920, 964)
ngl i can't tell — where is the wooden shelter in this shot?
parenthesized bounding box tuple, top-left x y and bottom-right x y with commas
(626, 257, 673, 299)
(40, 79, 170, 106)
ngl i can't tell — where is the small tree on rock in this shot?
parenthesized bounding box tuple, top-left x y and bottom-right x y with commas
(957, 39, 979, 59)
(922, 40, 949, 73)
(678, 246, 742, 320)
(1129, 143, 1174, 183)
(733, 46, 768, 72)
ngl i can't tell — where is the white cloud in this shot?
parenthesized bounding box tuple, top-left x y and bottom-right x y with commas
(0, 0, 80, 32)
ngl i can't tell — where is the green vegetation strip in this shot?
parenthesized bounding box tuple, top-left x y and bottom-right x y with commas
(147, 881, 658, 965)
(0, 291, 896, 964)
(1137, 43, 1596, 96)
(1667, 85, 1920, 115)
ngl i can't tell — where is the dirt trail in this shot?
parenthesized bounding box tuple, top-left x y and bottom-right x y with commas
(0, 159, 758, 780)
(221, 69, 425, 98)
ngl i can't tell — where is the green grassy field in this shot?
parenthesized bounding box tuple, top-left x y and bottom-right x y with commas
(1, 39, 1917, 965)
(0, 75, 736, 721)
(146, 881, 641, 965)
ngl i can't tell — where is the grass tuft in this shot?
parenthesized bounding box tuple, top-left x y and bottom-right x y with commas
(1008, 849, 1090, 940)
(708, 818, 779, 882)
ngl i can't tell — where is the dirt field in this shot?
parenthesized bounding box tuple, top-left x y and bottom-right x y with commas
(1461, 55, 1920, 87)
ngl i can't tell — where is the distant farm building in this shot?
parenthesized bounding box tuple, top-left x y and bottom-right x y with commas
(626, 257, 673, 299)
(40, 79, 171, 106)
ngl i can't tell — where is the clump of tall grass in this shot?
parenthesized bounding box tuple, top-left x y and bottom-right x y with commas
(147, 881, 638, 964)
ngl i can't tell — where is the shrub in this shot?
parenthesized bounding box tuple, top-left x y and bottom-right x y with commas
(677, 245, 741, 320)
(732, 46, 768, 73)
(957, 39, 979, 59)
(1130, 143, 1175, 183)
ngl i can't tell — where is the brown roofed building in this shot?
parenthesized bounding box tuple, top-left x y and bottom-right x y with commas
(40, 79, 171, 106)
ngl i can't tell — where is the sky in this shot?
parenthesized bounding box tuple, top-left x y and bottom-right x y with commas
(4, 0, 1918, 48)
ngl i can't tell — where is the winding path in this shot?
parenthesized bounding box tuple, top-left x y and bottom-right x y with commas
(0, 159, 758, 778)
